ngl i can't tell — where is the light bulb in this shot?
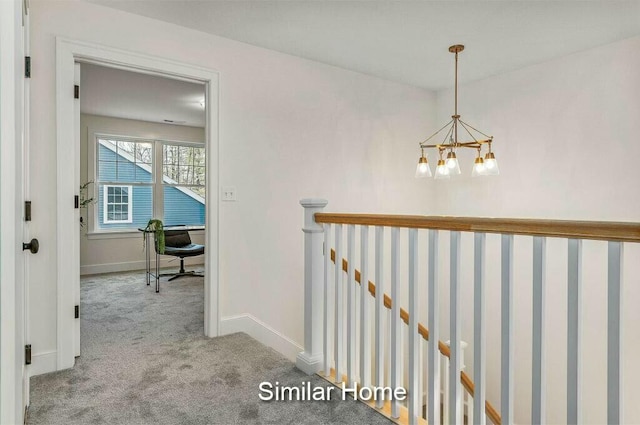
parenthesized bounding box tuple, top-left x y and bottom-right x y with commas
(415, 156, 432, 178)
(472, 157, 487, 177)
(446, 151, 457, 168)
(434, 159, 450, 180)
(483, 152, 500, 176)
(444, 152, 461, 175)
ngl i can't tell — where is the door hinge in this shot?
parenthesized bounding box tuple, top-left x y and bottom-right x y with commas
(24, 56, 30, 78)
(25, 201, 31, 221)
(74, 195, 79, 209)
(25, 344, 31, 365)
(75, 305, 79, 319)
(74, 84, 79, 99)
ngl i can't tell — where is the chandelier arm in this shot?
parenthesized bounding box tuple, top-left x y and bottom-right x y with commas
(457, 139, 492, 148)
(419, 119, 454, 146)
(458, 120, 480, 143)
(458, 118, 492, 140)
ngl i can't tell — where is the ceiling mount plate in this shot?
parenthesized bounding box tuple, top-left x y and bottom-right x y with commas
(449, 44, 465, 53)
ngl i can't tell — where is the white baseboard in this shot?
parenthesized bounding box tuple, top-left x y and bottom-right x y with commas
(30, 316, 303, 376)
(29, 350, 57, 376)
(220, 314, 303, 362)
(80, 259, 204, 276)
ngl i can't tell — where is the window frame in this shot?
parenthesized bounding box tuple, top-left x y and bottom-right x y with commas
(87, 131, 205, 236)
(102, 184, 134, 224)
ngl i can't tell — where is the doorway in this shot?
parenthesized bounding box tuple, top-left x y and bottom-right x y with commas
(55, 38, 220, 370)
(77, 62, 209, 357)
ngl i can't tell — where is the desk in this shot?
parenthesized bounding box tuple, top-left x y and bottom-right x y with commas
(138, 225, 205, 291)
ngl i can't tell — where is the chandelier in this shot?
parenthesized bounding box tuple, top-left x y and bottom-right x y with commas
(415, 45, 499, 179)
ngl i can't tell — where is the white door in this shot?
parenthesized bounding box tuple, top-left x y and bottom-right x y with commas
(0, 0, 30, 423)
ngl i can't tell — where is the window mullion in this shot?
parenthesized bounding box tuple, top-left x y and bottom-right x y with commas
(154, 141, 164, 221)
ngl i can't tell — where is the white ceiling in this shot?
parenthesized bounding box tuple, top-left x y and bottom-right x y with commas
(80, 63, 206, 127)
(87, 0, 640, 90)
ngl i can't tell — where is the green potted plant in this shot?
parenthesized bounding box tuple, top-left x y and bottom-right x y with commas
(79, 180, 96, 230)
(144, 219, 165, 254)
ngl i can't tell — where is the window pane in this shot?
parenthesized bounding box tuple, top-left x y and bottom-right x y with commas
(99, 184, 152, 230)
(98, 138, 153, 183)
(193, 167, 205, 185)
(162, 144, 205, 185)
(163, 185, 205, 226)
(135, 143, 153, 164)
(117, 141, 136, 157)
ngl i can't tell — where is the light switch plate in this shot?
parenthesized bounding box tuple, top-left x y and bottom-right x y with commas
(222, 186, 236, 201)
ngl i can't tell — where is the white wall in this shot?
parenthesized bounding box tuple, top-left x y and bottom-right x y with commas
(79, 114, 205, 275)
(433, 36, 640, 424)
(29, 0, 436, 372)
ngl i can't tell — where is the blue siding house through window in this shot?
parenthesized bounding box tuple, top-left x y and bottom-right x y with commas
(98, 144, 205, 229)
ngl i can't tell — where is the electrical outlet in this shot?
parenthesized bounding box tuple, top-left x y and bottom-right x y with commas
(222, 186, 236, 202)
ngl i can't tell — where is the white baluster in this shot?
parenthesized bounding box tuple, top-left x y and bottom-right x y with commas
(347, 224, 355, 386)
(473, 232, 486, 425)
(467, 391, 474, 425)
(427, 229, 440, 425)
(360, 226, 371, 388)
(323, 223, 332, 377)
(443, 355, 450, 425)
(532, 236, 546, 424)
(390, 227, 401, 419)
(450, 231, 462, 424)
(375, 226, 385, 409)
(567, 239, 582, 424)
(501, 234, 514, 424)
(408, 228, 419, 424)
(608, 241, 623, 425)
(297, 199, 328, 374)
(334, 224, 344, 383)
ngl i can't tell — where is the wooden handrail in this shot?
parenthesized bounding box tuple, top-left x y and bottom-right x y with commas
(317, 213, 640, 243)
(330, 249, 501, 425)
(460, 372, 502, 425)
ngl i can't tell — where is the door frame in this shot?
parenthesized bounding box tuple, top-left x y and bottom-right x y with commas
(55, 38, 220, 370)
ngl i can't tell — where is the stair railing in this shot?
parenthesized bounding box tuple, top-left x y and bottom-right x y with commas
(297, 199, 640, 425)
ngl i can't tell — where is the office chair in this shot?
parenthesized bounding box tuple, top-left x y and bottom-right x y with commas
(153, 227, 204, 292)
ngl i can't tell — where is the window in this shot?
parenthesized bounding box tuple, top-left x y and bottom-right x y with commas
(162, 143, 206, 226)
(103, 185, 133, 223)
(92, 135, 205, 232)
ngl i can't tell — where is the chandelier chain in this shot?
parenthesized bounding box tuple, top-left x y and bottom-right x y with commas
(441, 122, 455, 147)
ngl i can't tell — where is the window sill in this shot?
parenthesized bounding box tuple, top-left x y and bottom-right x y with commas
(86, 230, 142, 240)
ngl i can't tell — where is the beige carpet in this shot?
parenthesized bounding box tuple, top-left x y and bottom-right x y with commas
(29, 271, 391, 424)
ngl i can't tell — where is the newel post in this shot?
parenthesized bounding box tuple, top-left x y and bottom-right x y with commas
(296, 198, 328, 375)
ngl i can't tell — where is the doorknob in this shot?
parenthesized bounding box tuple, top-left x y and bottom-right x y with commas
(22, 238, 39, 254)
